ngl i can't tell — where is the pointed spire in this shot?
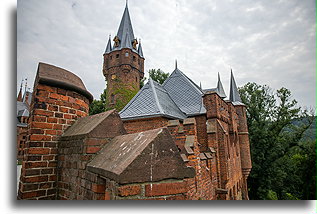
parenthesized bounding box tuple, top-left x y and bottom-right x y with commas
(229, 69, 243, 104)
(105, 35, 112, 53)
(175, 59, 178, 70)
(115, 3, 135, 49)
(216, 72, 226, 98)
(124, 33, 132, 49)
(199, 82, 202, 90)
(17, 80, 23, 101)
(138, 39, 144, 58)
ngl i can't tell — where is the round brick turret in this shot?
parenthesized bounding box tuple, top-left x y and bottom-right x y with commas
(18, 62, 93, 200)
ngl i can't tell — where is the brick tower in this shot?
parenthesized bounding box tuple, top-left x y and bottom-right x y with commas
(102, 3, 144, 110)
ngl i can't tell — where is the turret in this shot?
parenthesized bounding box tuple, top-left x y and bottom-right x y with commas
(102, 3, 144, 110)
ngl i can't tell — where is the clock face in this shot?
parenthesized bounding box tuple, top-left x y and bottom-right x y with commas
(111, 74, 116, 80)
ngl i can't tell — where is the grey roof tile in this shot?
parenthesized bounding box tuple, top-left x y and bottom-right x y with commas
(119, 79, 186, 120)
(104, 36, 112, 53)
(217, 73, 226, 98)
(138, 40, 144, 58)
(229, 70, 244, 106)
(17, 101, 29, 115)
(113, 5, 135, 50)
(163, 68, 206, 116)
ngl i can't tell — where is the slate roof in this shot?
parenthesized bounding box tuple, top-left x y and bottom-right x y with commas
(17, 101, 29, 115)
(104, 36, 112, 54)
(120, 78, 186, 120)
(120, 68, 206, 120)
(229, 70, 244, 106)
(163, 68, 206, 116)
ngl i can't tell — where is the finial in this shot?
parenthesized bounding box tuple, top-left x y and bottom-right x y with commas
(126, 0, 128, 8)
(175, 59, 178, 69)
(24, 78, 28, 92)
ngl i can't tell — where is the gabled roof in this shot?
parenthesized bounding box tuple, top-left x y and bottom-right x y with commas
(163, 68, 206, 116)
(229, 70, 244, 106)
(120, 78, 186, 120)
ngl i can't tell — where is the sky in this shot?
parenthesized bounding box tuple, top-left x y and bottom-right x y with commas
(17, 0, 316, 108)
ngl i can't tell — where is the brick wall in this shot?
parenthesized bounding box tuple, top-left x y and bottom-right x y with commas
(57, 137, 109, 200)
(104, 178, 188, 200)
(18, 63, 92, 200)
(123, 117, 169, 134)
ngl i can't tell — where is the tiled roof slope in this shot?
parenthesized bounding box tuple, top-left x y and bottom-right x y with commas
(120, 78, 186, 120)
(163, 68, 206, 116)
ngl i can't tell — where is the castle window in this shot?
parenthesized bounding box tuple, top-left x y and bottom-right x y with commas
(110, 56, 112, 60)
(133, 56, 136, 61)
(135, 77, 138, 82)
(116, 54, 119, 58)
(125, 52, 129, 57)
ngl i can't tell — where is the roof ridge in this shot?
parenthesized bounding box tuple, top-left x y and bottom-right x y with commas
(149, 78, 164, 115)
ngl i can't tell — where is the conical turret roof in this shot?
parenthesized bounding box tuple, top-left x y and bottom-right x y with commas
(216, 72, 226, 98)
(229, 70, 244, 105)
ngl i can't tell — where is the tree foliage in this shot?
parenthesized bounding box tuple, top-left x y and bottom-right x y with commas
(140, 69, 170, 88)
(239, 82, 316, 200)
(89, 89, 107, 115)
(149, 69, 169, 85)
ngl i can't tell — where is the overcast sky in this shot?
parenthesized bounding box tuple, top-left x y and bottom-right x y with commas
(17, 0, 315, 108)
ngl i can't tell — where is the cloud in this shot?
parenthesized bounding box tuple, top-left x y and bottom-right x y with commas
(17, 0, 315, 108)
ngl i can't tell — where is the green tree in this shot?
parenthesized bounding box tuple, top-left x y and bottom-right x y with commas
(239, 82, 315, 200)
(89, 89, 107, 115)
(148, 69, 169, 85)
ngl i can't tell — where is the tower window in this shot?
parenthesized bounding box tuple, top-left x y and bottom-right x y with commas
(110, 56, 112, 60)
(116, 54, 119, 58)
(133, 56, 136, 61)
(135, 77, 138, 82)
(125, 52, 129, 57)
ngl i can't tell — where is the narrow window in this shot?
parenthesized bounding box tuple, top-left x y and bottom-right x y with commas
(116, 54, 119, 58)
(133, 56, 136, 61)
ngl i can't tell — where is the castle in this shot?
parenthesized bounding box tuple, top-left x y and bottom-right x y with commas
(17, 3, 251, 200)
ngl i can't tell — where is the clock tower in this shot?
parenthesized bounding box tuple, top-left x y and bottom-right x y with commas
(102, 3, 144, 110)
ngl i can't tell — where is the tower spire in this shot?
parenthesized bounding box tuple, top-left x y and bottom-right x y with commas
(175, 59, 178, 70)
(216, 72, 226, 98)
(114, 3, 135, 50)
(138, 39, 144, 58)
(229, 69, 243, 104)
(17, 80, 23, 101)
(104, 34, 112, 53)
